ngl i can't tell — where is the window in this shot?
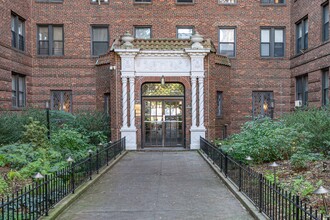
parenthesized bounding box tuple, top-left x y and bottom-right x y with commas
(38, 25, 64, 56)
(296, 18, 308, 54)
(12, 74, 26, 108)
(51, 90, 72, 112)
(104, 93, 110, 115)
(92, 26, 109, 56)
(11, 14, 25, 51)
(261, 0, 285, 4)
(134, 0, 151, 2)
(177, 0, 193, 3)
(91, 0, 108, 3)
(322, 69, 329, 106)
(261, 28, 284, 57)
(217, 91, 223, 117)
(134, 26, 151, 39)
(219, 0, 236, 4)
(252, 91, 273, 119)
(323, 3, 329, 42)
(177, 26, 194, 39)
(219, 27, 236, 57)
(296, 75, 308, 106)
(36, 0, 63, 2)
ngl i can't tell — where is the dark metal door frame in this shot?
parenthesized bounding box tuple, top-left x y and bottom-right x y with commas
(142, 97, 185, 148)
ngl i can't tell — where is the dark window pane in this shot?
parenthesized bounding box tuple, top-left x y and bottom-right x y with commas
(53, 41, 63, 55)
(39, 41, 49, 55)
(177, 0, 193, 2)
(219, 43, 234, 57)
(12, 31, 17, 48)
(93, 42, 108, 56)
(274, 43, 284, 57)
(134, 0, 151, 2)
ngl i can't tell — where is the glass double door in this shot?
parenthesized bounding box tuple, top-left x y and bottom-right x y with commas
(143, 99, 184, 147)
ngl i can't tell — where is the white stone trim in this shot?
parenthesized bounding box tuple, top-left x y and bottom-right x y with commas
(121, 77, 128, 129)
(129, 77, 136, 129)
(198, 77, 205, 128)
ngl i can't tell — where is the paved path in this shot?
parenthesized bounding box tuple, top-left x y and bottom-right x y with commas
(57, 152, 253, 220)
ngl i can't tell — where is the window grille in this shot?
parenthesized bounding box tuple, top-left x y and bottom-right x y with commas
(252, 91, 273, 119)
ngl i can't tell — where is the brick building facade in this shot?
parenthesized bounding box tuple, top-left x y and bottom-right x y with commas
(0, 0, 329, 149)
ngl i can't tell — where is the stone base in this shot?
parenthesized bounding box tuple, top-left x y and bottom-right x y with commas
(190, 127, 206, 150)
(121, 127, 137, 150)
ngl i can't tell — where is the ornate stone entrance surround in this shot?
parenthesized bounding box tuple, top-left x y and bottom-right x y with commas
(115, 33, 211, 150)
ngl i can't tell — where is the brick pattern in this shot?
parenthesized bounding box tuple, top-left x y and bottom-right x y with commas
(290, 0, 330, 108)
(1, 0, 327, 147)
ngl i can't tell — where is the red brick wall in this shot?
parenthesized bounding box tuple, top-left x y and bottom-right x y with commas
(0, 0, 298, 144)
(290, 0, 330, 108)
(0, 0, 32, 110)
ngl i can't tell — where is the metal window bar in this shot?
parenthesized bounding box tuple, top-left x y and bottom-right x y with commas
(200, 137, 329, 220)
(0, 138, 125, 220)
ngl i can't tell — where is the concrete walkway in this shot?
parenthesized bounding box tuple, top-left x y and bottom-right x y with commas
(57, 151, 253, 220)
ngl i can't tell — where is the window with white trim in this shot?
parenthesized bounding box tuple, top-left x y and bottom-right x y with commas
(12, 73, 26, 108)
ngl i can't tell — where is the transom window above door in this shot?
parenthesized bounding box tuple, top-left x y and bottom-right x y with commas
(142, 83, 184, 96)
(134, 26, 152, 39)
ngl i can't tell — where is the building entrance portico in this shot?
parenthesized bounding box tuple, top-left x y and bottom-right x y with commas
(114, 33, 211, 150)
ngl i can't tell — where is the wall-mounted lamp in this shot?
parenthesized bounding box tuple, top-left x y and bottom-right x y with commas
(109, 65, 116, 70)
(263, 101, 268, 112)
(161, 75, 165, 85)
(135, 103, 141, 117)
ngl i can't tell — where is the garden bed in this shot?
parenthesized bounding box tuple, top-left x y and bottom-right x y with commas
(252, 159, 330, 212)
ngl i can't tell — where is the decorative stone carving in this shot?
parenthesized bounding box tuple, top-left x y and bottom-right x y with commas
(122, 77, 128, 129)
(135, 57, 190, 74)
(121, 31, 134, 48)
(191, 32, 204, 49)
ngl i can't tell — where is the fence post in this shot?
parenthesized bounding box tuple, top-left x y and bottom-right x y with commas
(45, 175, 49, 216)
(259, 173, 263, 213)
(295, 196, 300, 220)
(96, 149, 99, 174)
(89, 152, 92, 180)
(224, 153, 228, 178)
(238, 163, 242, 191)
(71, 163, 75, 194)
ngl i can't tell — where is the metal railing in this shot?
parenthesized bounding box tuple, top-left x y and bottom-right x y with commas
(0, 137, 126, 220)
(200, 137, 329, 220)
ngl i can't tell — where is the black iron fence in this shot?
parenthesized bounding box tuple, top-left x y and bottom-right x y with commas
(0, 137, 126, 220)
(200, 137, 329, 220)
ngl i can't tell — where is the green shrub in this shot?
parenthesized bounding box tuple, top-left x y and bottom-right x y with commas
(0, 144, 38, 169)
(289, 176, 316, 198)
(290, 152, 320, 171)
(283, 108, 330, 156)
(0, 176, 9, 195)
(22, 118, 49, 148)
(51, 125, 92, 160)
(221, 118, 311, 164)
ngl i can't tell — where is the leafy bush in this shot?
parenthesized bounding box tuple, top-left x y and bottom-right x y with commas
(290, 152, 321, 171)
(0, 176, 9, 195)
(221, 118, 311, 164)
(283, 108, 330, 156)
(22, 118, 48, 148)
(51, 126, 93, 160)
(0, 144, 38, 169)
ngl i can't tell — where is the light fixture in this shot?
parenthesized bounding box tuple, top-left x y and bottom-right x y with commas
(313, 186, 329, 216)
(269, 162, 280, 186)
(135, 103, 141, 117)
(263, 102, 268, 112)
(67, 156, 74, 163)
(34, 172, 44, 179)
(161, 75, 165, 85)
(45, 101, 50, 109)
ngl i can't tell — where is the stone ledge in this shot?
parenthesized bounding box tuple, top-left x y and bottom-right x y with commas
(40, 151, 128, 220)
(198, 150, 267, 220)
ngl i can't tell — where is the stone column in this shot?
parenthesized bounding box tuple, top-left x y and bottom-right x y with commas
(129, 77, 135, 129)
(122, 77, 128, 129)
(191, 76, 197, 129)
(115, 47, 140, 150)
(186, 47, 210, 150)
(198, 77, 205, 128)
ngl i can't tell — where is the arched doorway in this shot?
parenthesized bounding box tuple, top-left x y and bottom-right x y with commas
(141, 83, 185, 148)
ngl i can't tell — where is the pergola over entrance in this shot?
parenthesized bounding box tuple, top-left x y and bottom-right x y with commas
(114, 32, 211, 150)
